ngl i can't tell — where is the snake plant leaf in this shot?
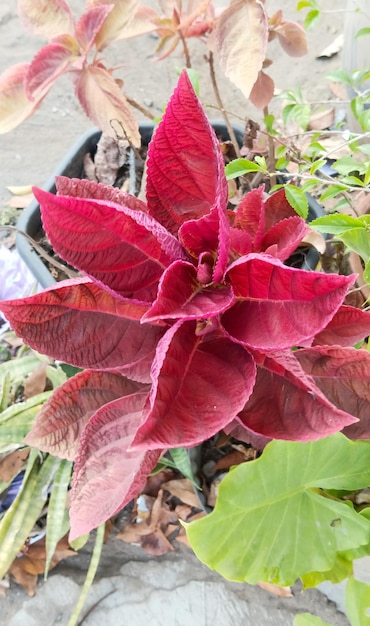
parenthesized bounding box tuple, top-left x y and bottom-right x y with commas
(45, 459, 73, 578)
(346, 576, 370, 626)
(0, 391, 52, 449)
(0, 452, 61, 579)
(186, 434, 370, 586)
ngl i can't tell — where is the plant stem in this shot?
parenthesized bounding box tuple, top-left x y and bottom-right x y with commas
(126, 96, 156, 121)
(0, 226, 78, 279)
(179, 30, 192, 68)
(263, 105, 276, 188)
(206, 52, 241, 157)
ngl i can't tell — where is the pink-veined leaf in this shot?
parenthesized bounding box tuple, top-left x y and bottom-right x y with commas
(25, 38, 79, 100)
(34, 186, 183, 301)
(264, 188, 299, 229)
(0, 63, 49, 133)
(262, 216, 309, 261)
(234, 186, 265, 247)
(0, 277, 163, 382)
(25, 370, 147, 460)
(75, 64, 141, 146)
(85, 0, 156, 50)
(75, 4, 114, 53)
(55, 175, 147, 209)
(146, 70, 228, 234)
(222, 254, 355, 350)
(313, 305, 370, 347)
(18, 0, 75, 38)
(295, 346, 370, 439)
(131, 321, 256, 449)
(274, 21, 307, 57)
(249, 70, 275, 109)
(142, 260, 234, 322)
(70, 392, 160, 539)
(238, 350, 357, 440)
(211, 0, 268, 100)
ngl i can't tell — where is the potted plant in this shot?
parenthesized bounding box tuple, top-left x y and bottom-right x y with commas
(1, 70, 370, 603)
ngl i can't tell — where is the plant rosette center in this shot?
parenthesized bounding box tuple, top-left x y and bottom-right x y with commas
(1, 71, 370, 544)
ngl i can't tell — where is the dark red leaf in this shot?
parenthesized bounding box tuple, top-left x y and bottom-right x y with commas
(313, 305, 370, 347)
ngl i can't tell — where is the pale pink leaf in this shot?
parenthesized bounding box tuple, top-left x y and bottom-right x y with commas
(295, 346, 370, 439)
(34, 186, 182, 301)
(238, 350, 357, 440)
(275, 21, 307, 57)
(131, 321, 256, 449)
(146, 70, 228, 234)
(70, 393, 160, 539)
(0, 277, 163, 382)
(211, 0, 268, 100)
(75, 5, 114, 52)
(75, 65, 141, 146)
(0, 64, 48, 133)
(222, 254, 355, 350)
(85, 0, 155, 50)
(25, 370, 147, 460)
(25, 38, 79, 100)
(18, 0, 75, 38)
(249, 70, 275, 109)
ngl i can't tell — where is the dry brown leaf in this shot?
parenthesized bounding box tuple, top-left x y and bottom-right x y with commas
(140, 529, 175, 556)
(161, 478, 202, 508)
(174, 504, 193, 521)
(142, 469, 176, 497)
(257, 581, 293, 597)
(0, 448, 29, 482)
(213, 450, 246, 471)
(6, 185, 33, 195)
(329, 81, 348, 101)
(9, 562, 38, 596)
(316, 33, 343, 59)
(174, 527, 191, 548)
(302, 231, 327, 255)
(308, 108, 335, 131)
(23, 363, 48, 399)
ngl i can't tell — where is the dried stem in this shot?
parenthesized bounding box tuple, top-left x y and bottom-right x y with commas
(0, 225, 78, 279)
(126, 96, 156, 121)
(179, 30, 192, 68)
(206, 52, 241, 157)
(263, 105, 276, 187)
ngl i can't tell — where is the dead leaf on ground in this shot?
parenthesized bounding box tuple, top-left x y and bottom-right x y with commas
(308, 108, 335, 131)
(302, 231, 327, 255)
(140, 529, 175, 556)
(161, 478, 202, 508)
(258, 581, 293, 597)
(316, 34, 343, 59)
(6, 193, 34, 209)
(0, 448, 29, 482)
(142, 469, 176, 497)
(23, 363, 48, 399)
(213, 449, 247, 471)
(329, 81, 348, 101)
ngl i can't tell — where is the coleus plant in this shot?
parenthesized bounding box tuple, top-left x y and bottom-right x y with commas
(1, 71, 370, 548)
(0, 0, 307, 141)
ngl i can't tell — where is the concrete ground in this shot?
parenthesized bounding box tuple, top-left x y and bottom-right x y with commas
(0, 0, 364, 624)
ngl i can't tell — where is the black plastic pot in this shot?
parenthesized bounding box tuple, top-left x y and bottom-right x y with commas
(16, 122, 324, 286)
(16, 122, 244, 287)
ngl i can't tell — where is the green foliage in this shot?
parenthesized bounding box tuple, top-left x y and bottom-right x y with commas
(296, 0, 320, 30)
(186, 434, 370, 586)
(294, 614, 332, 626)
(155, 447, 200, 489)
(284, 185, 309, 218)
(45, 459, 73, 578)
(346, 576, 370, 626)
(225, 158, 266, 179)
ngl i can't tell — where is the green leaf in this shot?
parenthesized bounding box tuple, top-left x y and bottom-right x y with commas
(284, 185, 309, 219)
(310, 214, 366, 235)
(319, 185, 347, 203)
(168, 447, 200, 488)
(326, 70, 353, 86)
(340, 228, 370, 262)
(225, 158, 263, 180)
(364, 259, 370, 286)
(346, 577, 370, 626)
(333, 156, 366, 176)
(45, 459, 73, 578)
(301, 553, 353, 588)
(304, 9, 320, 30)
(186, 434, 370, 585)
(185, 68, 200, 96)
(301, 179, 319, 193)
(310, 159, 327, 174)
(0, 452, 61, 579)
(294, 614, 332, 626)
(356, 27, 370, 38)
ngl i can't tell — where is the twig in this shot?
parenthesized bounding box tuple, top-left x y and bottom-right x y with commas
(0, 225, 78, 279)
(263, 105, 276, 188)
(126, 96, 156, 121)
(77, 589, 116, 625)
(206, 52, 241, 157)
(179, 30, 192, 68)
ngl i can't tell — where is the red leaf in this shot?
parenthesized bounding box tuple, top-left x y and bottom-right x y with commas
(295, 346, 370, 439)
(25, 38, 79, 100)
(234, 186, 265, 248)
(70, 393, 160, 539)
(0, 63, 48, 133)
(142, 260, 234, 322)
(0, 278, 163, 382)
(222, 254, 354, 350)
(131, 321, 256, 449)
(34, 186, 183, 302)
(275, 21, 307, 57)
(264, 188, 298, 229)
(25, 370, 148, 460)
(261, 216, 309, 261)
(146, 70, 228, 234)
(238, 350, 357, 440)
(313, 305, 370, 347)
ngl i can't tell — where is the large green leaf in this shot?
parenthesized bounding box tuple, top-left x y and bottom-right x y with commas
(346, 576, 370, 626)
(186, 434, 370, 585)
(294, 614, 332, 626)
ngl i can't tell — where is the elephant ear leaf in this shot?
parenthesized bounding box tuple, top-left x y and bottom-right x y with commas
(186, 434, 370, 585)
